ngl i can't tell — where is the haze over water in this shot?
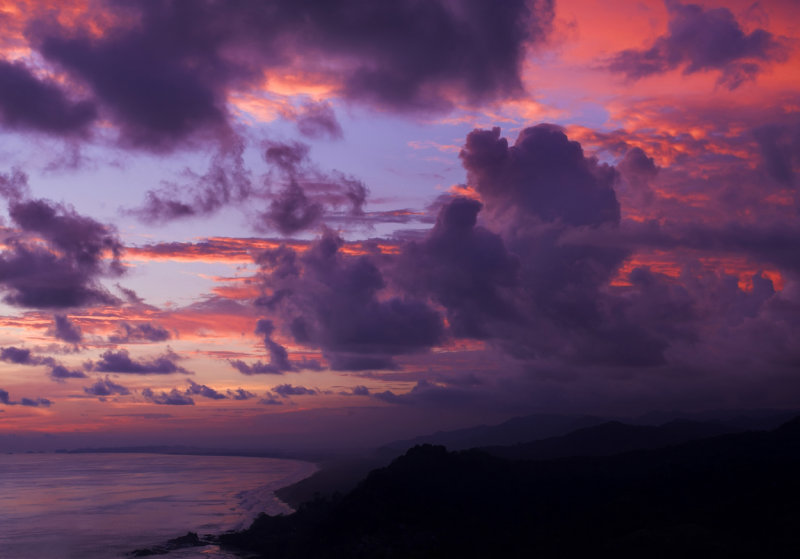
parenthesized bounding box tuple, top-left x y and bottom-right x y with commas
(0, 453, 315, 559)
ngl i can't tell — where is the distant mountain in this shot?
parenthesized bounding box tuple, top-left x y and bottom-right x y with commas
(635, 408, 800, 431)
(482, 419, 739, 461)
(222, 416, 800, 558)
(276, 414, 612, 507)
(381, 413, 608, 452)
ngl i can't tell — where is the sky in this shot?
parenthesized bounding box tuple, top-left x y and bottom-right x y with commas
(0, 0, 798, 452)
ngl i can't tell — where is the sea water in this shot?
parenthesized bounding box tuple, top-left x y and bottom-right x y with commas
(0, 452, 316, 559)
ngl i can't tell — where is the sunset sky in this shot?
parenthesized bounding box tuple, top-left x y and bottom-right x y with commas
(0, 0, 798, 451)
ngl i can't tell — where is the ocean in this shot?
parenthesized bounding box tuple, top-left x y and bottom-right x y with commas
(0, 452, 317, 559)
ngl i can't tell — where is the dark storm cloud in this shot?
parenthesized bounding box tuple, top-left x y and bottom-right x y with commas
(396, 197, 521, 339)
(142, 387, 194, 405)
(607, 1, 787, 89)
(257, 229, 444, 370)
(90, 349, 190, 375)
(83, 376, 130, 397)
(29, 6, 234, 152)
(108, 322, 171, 343)
(186, 379, 226, 400)
(0, 195, 123, 309)
(459, 124, 620, 227)
(392, 124, 728, 370)
(51, 314, 83, 344)
(26, 0, 552, 148)
(0, 59, 95, 135)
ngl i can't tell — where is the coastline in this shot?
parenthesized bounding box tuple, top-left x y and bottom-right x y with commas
(0, 452, 318, 559)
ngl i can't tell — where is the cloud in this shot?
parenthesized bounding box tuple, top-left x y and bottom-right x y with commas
(295, 101, 342, 140)
(20, 397, 52, 407)
(259, 394, 284, 405)
(142, 387, 194, 405)
(0, 346, 40, 365)
(90, 349, 191, 375)
(340, 385, 370, 396)
(49, 364, 88, 380)
(83, 376, 131, 398)
(227, 388, 257, 400)
(395, 196, 521, 339)
(128, 138, 366, 233)
(0, 59, 95, 136)
(51, 314, 83, 344)
(753, 121, 800, 186)
(25, 0, 552, 150)
(130, 141, 252, 222)
(228, 359, 286, 376)
(255, 319, 293, 372)
(0, 388, 53, 407)
(186, 379, 226, 400)
(0, 194, 123, 309)
(258, 140, 368, 235)
(108, 322, 172, 343)
(459, 124, 620, 228)
(607, 1, 787, 89)
(0, 345, 86, 381)
(257, 229, 444, 370)
(272, 384, 317, 397)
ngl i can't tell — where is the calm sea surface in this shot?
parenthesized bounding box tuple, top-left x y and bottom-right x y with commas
(0, 452, 316, 559)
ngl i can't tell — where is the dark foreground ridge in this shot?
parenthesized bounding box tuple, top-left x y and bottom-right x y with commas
(219, 416, 800, 558)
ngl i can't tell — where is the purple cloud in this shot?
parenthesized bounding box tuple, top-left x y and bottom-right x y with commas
(295, 101, 342, 140)
(607, 1, 787, 89)
(186, 379, 226, 400)
(51, 314, 83, 344)
(272, 384, 317, 397)
(257, 229, 444, 371)
(84, 376, 131, 398)
(49, 364, 88, 380)
(108, 322, 171, 343)
(90, 349, 190, 375)
(142, 388, 194, 406)
(26, 0, 552, 150)
(0, 59, 95, 135)
(227, 388, 257, 400)
(0, 388, 53, 407)
(0, 345, 86, 381)
(0, 195, 123, 309)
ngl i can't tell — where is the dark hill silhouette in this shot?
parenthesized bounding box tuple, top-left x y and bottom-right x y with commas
(221, 416, 800, 558)
(381, 413, 607, 452)
(481, 419, 738, 461)
(276, 411, 795, 509)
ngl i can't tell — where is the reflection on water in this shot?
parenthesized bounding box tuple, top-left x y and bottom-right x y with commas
(0, 453, 316, 559)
